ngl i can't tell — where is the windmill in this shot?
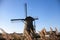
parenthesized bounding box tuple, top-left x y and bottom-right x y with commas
(11, 3, 38, 39)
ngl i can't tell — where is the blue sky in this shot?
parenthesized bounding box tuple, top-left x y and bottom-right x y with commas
(0, 0, 60, 33)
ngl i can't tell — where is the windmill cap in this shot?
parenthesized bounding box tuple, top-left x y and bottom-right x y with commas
(25, 16, 34, 21)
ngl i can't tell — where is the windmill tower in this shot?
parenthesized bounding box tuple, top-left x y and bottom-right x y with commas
(11, 3, 38, 39)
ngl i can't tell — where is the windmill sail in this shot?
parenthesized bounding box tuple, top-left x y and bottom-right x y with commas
(25, 3, 27, 18)
(11, 19, 24, 21)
